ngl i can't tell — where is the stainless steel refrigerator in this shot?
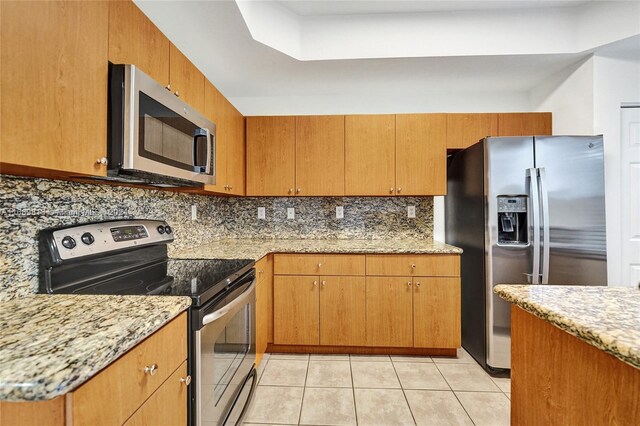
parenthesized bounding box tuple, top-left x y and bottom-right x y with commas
(445, 136, 607, 372)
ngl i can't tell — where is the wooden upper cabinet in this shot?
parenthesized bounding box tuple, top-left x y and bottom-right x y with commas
(108, 0, 170, 87)
(295, 115, 345, 196)
(396, 114, 447, 196)
(446, 113, 498, 150)
(0, 0, 109, 176)
(169, 45, 205, 114)
(246, 116, 296, 196)
(498, 113, 552, 136)
(226, 106, 246, 195)
(345, 115, 396, 196)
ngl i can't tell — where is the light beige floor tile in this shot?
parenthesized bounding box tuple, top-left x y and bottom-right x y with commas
(299, 387, 357, 426)
(256, 358, 268, 384)
(259, 359, 308, 387)
(432, 348, 476, 364)
(506, 392, 511, 400)
(491, 377, 511, 393)
(269, 353, 310, 360)
(354, 388, 414, 426)
(437, 363, 501, 392)
(351, 361, 400, 388)
(405, 390, 474, 426)
(456, 391, 510, 426)
(350, 354, 391, 362)
(306, 360, 352, 388)
(310, 353, 350, 361)
(243, 423, 293, 426)
(394, 362, 450, 390)
(244, 386, 304, 424)
(391, 355, 433, 363)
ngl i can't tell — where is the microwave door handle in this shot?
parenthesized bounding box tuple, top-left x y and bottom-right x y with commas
(193, 128, 210, 173)
(202, 279, 256, 326)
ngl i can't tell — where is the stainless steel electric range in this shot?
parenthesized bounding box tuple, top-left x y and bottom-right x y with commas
(38, 219, 257, 426)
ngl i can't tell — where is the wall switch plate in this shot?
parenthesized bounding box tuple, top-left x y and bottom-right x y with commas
(257, 207, 266, 220)
(336, 206, 344, 219)
(191, 204, 197, 221)
(287, 207, 295, 219)
(407, 205, 416, 218)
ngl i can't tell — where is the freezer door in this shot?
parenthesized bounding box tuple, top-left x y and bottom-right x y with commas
(534, 136, 607, 285)
(484, 137, 535, 370)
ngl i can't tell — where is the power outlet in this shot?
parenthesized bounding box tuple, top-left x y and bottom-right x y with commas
(336, 206, 344, 219)
(191, 204, 197, 221)
(287, 207, 295, 219)
(257, 207, 266, 220)
(407, 205, 416, 218)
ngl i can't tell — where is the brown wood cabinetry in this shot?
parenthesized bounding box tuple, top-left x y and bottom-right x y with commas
(413, 277, 461, 348)
(365, 277, 414, 347)
(246, 116, 296, 196)
(0, 313, 189, 426)
(366, 254, 460, 277)
(446, 113, 499, 150)
(274, 275, 320, 345)
(320, 276, 366, 346)
(169, 44, 205, 114)
(256, 255, 273, 365)
(498, 112, 552, 136)
(274, 254, 365, 276)
(0, 0, 109, 177)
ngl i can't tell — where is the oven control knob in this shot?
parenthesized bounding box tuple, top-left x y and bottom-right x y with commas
(61, 236, 76, 249)
(164, 225, 172, 234)
(81, 232, 95, 245)
(157, 225, 165, 234)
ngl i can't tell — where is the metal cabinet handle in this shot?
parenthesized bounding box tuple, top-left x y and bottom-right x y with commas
(389, 187, 394, 194)
(296, 188, 301, 194)
(144, 364, 158, 376)
(317, 263, 322, 268)
(407, 281, 412, 287)
(259, 269, 264, 274)
(165, 84, 171, 91)
(415, 282, 421, 287)
(313, 280, 318, 286)
(180, 375, 192, 386)
(288, 188, 293, 194)
(397, 187, 402, 193)
(229, 185, 233, 190)
(411, 263, 416, 269)
(96, 157, 108, 166)
(174, 91, 180, 97)
(321, 280, 326, 286)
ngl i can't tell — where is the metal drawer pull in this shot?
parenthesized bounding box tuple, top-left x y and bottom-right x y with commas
(313, 280, 318, 286)
(415, 282, 421, 287)
(144, 364, 158, 376)
(411, 263, 416, 269)
(407, 281, 412, 287)
(317, 263, 322, 268)
(180, 375, 192, 386)
(321, 280, 326, 286)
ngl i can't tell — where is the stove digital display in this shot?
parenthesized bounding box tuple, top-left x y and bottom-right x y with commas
(110, 225, 149, 242)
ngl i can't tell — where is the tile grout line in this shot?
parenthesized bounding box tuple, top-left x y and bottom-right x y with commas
(296, 356, 311, 426)
(349, 355, 359, 426)
(432, 358, 477, 426)
(389, 359, 418, 425)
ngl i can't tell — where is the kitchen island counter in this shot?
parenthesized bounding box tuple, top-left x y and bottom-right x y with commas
(0, 294, 191, 401)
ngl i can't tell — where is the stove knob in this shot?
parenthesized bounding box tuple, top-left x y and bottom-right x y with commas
(81, 232, 95, 245)
(164, 225, 172, 235)
(157, 225, 165, 234)
(61, 236, 76, 249)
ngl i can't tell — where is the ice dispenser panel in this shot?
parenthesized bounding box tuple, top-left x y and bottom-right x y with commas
(497, 196, 528, 245)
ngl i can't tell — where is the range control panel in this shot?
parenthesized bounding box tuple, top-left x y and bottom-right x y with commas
(110, 225, 149, 242)
(497, 196, 527, 213)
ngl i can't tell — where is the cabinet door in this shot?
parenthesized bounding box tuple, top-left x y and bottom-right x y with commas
(169, 44, 205, 114)
(274, 275, 319, 345)
(446, 113, 498, 150)
(320, 276, 366, 346)
(365, 277, 413, 347)
(108, 0, 170, 87)
(498, 113, 552, 136)
(123, 361, 188, 426)
(295, 115, 345, 196)
(203, 81, 228, 193)
(396, 114, 447, 195)
(413, 277, 461, 348)
(246, 116, 296, 196)
(256, 256, 273, 364)
(0, 1, 109, 176)
(345, 115, 396, 195)
(226, 105, 245, 195)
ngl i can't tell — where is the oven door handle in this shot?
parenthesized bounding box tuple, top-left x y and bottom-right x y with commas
(202, 279, 256, 326)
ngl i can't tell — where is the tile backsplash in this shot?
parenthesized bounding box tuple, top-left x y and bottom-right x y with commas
(0, 175, 433, 300)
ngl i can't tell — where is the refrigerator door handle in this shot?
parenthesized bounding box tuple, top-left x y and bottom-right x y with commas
(538, 168, 550, 284)
(527, 168, 541, 284)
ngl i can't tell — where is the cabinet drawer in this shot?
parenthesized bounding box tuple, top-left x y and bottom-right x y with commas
(274, 254, 365, 276)
(366, 254, 460, 277)
(70, 312, 187, 425)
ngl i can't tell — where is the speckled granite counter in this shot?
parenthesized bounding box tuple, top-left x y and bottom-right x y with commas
(495, 285, 640, 369)
(172, 238, 462, 260)
(0, 295, 191, 401)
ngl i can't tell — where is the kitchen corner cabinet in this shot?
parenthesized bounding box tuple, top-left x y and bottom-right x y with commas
(446, 113, 499, 150)
(203, 81, 245, 195)
(0, 0, 109, 177)
(498, 112, 552, 136)
(0, 313, 188, 426)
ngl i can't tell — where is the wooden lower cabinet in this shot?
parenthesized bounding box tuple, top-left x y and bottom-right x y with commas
(256, 255, 273, 365)
(320, 276, 366, 346)
(365, 277, 414, 347)
(274, 275, 319, 345)
(413, 277, 461, 348)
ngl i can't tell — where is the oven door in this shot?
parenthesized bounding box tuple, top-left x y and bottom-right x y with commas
(119, 65, 216, 185)
(195, 275, 256, 426)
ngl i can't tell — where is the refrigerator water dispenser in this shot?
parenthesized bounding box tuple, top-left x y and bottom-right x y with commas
(497, 196, 528, 245)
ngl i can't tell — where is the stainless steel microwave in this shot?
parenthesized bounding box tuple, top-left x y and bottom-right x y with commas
(107, 64, 215, 187)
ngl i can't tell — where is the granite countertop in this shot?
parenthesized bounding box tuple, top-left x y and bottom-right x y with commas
(0, 294, 191, 401)
(495, 285, 640, 370)
(171, 238, 462, 260)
